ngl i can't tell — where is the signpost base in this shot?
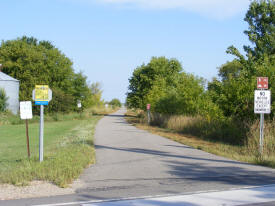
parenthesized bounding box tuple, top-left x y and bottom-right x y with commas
(259, 113, 264, 155)
(39, 105, 44, 162)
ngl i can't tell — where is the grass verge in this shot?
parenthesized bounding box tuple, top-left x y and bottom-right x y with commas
(125, 110, 275, 168)
(0, 108, 109, 187)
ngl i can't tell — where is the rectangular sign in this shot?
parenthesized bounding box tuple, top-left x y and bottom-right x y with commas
(254, 90, 271, 114)
(20, 101, 33, 119)
(257, 77, 268, 89)
(35, 101, 49, 105)
(35, 85, 49, 101)
(147, 104, 151, 110)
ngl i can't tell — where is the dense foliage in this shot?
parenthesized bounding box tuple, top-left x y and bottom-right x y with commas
(127, 0, 274, 122)
(109, 98, 122, 107)
(127, 57, 222, 119)
(209, 0, 275, 120)
(0, 36, 103, 113)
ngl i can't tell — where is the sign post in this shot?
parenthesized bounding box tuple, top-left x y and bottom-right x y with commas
(254, 77, 271, 155)
(32, 85, 52, 162)
(20, 101, 33, 158)
(147, 104, 151, 125)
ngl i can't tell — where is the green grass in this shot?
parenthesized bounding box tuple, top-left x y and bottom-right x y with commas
(0, 114, 101, 187)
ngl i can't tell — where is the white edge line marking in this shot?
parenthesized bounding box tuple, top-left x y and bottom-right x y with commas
(32, 184, 275, 206)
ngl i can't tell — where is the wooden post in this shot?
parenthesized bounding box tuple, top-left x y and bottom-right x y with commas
(25, 119, 30, 158)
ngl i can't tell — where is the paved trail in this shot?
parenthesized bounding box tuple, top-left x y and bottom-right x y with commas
(2, 108, 275, 206)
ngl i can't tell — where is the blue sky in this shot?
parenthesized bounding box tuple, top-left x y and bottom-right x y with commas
(0, 0, 251, 102)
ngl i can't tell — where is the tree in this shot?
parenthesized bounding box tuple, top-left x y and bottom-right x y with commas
(218, 60, 243, 81)
(0, 36, 93, 113)
(88, 82, 103, 106)
(127, 57, 182, 109)
(243, 0, 275, 59)
(109, 98, 122, 107)
(227, 0, 275, 61)
(209, 0, 275, 120)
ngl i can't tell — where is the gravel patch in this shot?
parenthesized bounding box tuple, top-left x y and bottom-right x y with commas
(0, 179, 83, 200)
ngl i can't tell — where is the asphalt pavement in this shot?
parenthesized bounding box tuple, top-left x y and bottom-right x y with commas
(2, 108, 275, 206)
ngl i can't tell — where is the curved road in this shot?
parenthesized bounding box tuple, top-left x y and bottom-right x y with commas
(2, 108, 275, 205)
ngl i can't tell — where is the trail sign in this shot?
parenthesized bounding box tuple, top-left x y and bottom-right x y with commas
(257, 77, 268, 89)
(33, 85, 52, 105)
(147, 104, 151, 110)
(32, 85, 52, 162)
(20, 101, 33, 120)
(20, 101, 32, 158)
(77, 100, 82, 108)
(254, 90, 271, 114)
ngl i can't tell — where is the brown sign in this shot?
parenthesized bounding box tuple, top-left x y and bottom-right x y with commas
(257, 77, 268, 89)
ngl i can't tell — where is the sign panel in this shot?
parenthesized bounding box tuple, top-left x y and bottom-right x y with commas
(254, 90, 271, 114)
(257, 77, 268, 89)
(35, 85, 49, 101)
(33, 86, 52, 105)
(147, 104, 151, 110)
(20, 101, 33, 119)
(35, 101, 49, 105)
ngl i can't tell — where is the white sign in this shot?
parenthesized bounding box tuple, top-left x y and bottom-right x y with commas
(254, 90, 271, 114)
(77, 103, 82, 108)
(20, 101, 33, 119)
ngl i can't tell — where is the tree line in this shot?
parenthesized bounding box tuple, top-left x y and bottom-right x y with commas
(0, 36, 104, 113)
(127, 0, 275, 122)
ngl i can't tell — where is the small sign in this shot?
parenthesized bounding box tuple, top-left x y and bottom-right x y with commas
(257, 77, 268, 89)
(77, 100, 82, 108)
(35, 101, 49, 105)
(35, 85, 49, 101)
(20, 101, 33, 119)
(147, 104, 151, 110)
(33, 85, 52, 105)
(254, 90, 271, 114)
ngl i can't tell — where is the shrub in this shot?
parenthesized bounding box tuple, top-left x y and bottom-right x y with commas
(0, 88, 8, 112)
(109, 98, 122, 108)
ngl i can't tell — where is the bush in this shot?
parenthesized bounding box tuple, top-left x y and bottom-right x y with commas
(109, 98, 122, 108)
(0, 88, 8, 112)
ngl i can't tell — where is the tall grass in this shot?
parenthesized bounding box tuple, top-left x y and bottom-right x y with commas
(128, 110, 275, 167)
(148, 112, 246, 145)
(246, 120, 275, 166)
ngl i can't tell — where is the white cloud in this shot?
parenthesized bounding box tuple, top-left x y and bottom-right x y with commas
(96, 0, 250, 19)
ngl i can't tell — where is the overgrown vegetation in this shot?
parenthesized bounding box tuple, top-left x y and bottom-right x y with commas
(126, 0, 274, 145)
(108, 98, 122, 108)
(126, 110, 275, 167)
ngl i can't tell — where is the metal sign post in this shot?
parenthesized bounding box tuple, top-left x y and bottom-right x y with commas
(147, 104, 151, 125)
(39, 105, 44, 162)
(32, 85, 52, 162)
(259, 113, 264, 154)
(254, 77, 271, 156)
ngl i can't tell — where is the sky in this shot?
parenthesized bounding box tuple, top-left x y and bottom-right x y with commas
(0, 0, 251, 102)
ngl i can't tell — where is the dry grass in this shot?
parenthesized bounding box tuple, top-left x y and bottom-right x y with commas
(125, 109, 275, 168)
